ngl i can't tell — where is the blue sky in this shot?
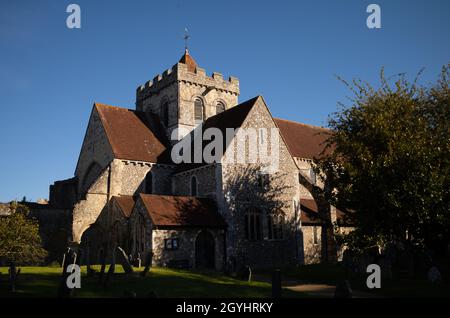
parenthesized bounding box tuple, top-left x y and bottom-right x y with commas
(1, 0, 449, 202)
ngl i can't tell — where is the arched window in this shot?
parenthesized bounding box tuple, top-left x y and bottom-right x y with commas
(258, 172, 269, 190)
(216, 101, 225, 115)
(145, 171, 153, 194)
(194, 98, 204, 124)
(244, 207, 262, 241)
(267, 212, 284, 240)
(313, 226, 319, 245)
(191, 176, 198, 196)
(161, 100, 169, 127)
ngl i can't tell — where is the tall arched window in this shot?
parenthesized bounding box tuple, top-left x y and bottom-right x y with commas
(267, 212, 284, 240)
(161, 101, 169, 127)
(194, 98, 204, 124)
(191, 176, 198, 196)
(145, 171, 153, 194)
(216, 101, 225, 115)
(313, 226, 319, 245)
(244, 207, 262, 241)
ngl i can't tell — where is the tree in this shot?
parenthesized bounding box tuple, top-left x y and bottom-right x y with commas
(318, 64, 450, 255)
(0, 202, 47, 265)
(298, 165, 336, 263)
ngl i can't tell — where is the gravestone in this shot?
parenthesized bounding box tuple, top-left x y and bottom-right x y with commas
(57, 249, 76, 298)
(247, 266, 252, 283)
(272, 269, 282, 298)
(427, 266, 442, 283)
(141, 252, 153, 277)
(116, 246, 134, 274)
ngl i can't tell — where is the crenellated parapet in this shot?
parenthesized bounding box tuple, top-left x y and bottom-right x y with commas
(136, 65, 177, 105)
(136, 63, 240, 106)
(177, 63, 240, 95)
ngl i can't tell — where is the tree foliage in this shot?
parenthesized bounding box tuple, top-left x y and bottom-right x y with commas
(318, 64, 450, 254)
(0, 202, 47, 265)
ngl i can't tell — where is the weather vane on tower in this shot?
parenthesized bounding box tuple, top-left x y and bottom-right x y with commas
(184, 27, 191, 52)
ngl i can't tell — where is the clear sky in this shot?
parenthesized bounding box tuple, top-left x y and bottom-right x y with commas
(0, 0, 449, 202)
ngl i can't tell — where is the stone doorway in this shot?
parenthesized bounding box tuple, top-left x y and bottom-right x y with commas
(195, 230, 215, 269)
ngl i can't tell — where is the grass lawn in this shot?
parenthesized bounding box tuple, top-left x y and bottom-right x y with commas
(279, 263, 450, 298)
(0, 266, 305, 298)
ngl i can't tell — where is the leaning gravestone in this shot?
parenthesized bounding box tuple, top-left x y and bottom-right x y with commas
(141, 252, 153, 277)
(427, 266, 442, 283)
(57, 249, 76, 298)
(116, 246, 134, 274)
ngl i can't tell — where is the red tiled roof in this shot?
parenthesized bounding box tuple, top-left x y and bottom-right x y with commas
(203, 96, 259, 132)
(175, 96, 260, 172)
(300, 199, 352, 225)
(274, 118, 332, 159)
(113, 195, 136, 218)
(335, 207, 353, 226)
(139, 194, 226, 228)
(95, 103, 167, 163)
(179, 49, 198, 73)
(300, 199, 324, 225)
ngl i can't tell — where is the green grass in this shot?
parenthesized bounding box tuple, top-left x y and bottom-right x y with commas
(0, 266, 305, 298)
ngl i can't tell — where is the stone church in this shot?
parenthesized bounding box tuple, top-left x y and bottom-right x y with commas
(45, 49, 351, 271)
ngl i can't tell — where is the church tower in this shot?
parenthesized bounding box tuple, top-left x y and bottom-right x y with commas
(136, 49, 240, 141)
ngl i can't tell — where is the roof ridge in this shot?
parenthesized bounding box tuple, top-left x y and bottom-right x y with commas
(274, 117, 330, 131)
(204, 95, 260, 122)
(139, 193, 201, 200)
(113, 194, 136, 199)
(94, 102, 132, 111)
(95, 103, 166, 163)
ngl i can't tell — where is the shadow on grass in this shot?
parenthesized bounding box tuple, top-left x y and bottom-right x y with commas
(0, 267, 305, 298)
(276, 263, 450, 298)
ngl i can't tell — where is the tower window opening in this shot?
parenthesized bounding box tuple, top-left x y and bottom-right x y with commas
(194, 98, 204, 124)
(161, 101, 169, 127)
(216, 101, 225, 115)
